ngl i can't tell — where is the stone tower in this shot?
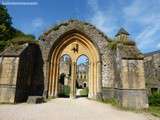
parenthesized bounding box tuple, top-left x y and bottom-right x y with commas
(114, 28, 148, 109)
(115, 27, 130, 41)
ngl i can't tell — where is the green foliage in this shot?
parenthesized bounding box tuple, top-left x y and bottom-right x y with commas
(0, 5, 37, 52)
(149, 92, 160, 106)
(63, 85, 70, 96)
(0, 5, 12, 25)
(80, 88, 88, 96)
(107, 40, 118, 50)
(99, 96, 160, 117)
(107, 39, 136, 50)
(0, 5, 13, 51)
(121, 40, 136, 45)
(0, 5, 13, 41)
(10, 35, 37, 45)
(63, 85, 70, 97)
(147, 93, 160, 117)
(0, 41, 9, 51)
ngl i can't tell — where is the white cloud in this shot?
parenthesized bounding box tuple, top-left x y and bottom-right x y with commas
(136, 24, 160, 48)
(87, 0, 118, 36)
(31, 18, 44, 29)
(122, 0, 160, 51)
(123, 1, 149, 24)
(29, 17, 46, 37)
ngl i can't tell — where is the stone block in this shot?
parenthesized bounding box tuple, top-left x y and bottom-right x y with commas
(115, 89, 148, 109)
(102, 87, 114, 99)
(0, 85, 16, 103)
(27, 96, 45, 104)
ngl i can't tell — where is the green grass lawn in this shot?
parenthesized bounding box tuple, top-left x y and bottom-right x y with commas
(148, 106, 160, 117)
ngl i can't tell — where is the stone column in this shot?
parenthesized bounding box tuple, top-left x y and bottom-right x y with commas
(48, 64, 52, 97)
(43, 60, 49, 98)
(93, 62, 96, 97)
(70, 62, 76, 98)
(88, 62, 93, 98)
(54, 62, 59, 97)
(97, 61, 102, 93)
(48, 62, 54, 97)
(88, 63, 91, 98)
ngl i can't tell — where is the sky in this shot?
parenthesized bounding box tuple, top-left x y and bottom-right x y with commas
(63, 54, 88, 65)
(1, 0, 160, 53)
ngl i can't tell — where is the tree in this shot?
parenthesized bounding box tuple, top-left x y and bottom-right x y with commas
(0, 5, 12, 41)
(0, 5, 13, 51)
(0, 5, 36, 51)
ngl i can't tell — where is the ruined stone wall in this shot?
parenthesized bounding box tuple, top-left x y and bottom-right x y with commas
(15, 45, 34, 102)
(144, 51, 160, 94)
(15, 44, 44, 103)
(0, 44, 44, 103)
(0, 57, 19, 103)
(101, 49, 116, 99)
(120, 59, 145, 89)
(114, 40, 148, 109)
(0, 20, 149, 109)
(115, 59, 147, 108)
(30, 45, 44, 96)
(40, 20, 115, 97)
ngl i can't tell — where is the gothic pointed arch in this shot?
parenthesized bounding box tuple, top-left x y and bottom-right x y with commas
(40, 20, 115, 99)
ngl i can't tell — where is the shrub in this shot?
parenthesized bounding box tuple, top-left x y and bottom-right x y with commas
(149, 92, 160, 106)
(80, 87, 88, 96)
(63, 85, 70, 97)
(107, 39, 136, 50)
(58, 85, 70, 97)
(10, 35, 37, 45)
(149, 106, 160, 117)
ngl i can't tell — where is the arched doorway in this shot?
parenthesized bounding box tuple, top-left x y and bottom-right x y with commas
(76, 55, 89, 97)
(58, 54, 72, 97)
(48, 32, 101, 99)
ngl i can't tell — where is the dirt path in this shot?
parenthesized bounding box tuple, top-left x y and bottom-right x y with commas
(0, 98, 159, 120)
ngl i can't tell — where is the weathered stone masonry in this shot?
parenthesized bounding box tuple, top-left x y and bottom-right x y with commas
(144, 50, 160, 94)
(0, 43, 44, 103)
(0, 20, 148, 109)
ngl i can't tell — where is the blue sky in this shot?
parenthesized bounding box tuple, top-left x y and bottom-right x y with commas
(1, 0, 160, 53)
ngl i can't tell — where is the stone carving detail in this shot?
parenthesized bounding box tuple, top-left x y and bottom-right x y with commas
(71, 44, 79, 53)
(128, 60, 139, 83)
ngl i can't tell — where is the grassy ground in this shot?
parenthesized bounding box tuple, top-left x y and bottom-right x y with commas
(98, 98, 160, 118)
(148, 106, 160, 117)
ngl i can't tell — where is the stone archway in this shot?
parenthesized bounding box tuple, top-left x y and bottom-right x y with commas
(40, 20, 113, 101)
(48, 33, 101, 99)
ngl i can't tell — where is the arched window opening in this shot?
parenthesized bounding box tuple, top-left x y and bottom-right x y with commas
(76, 55, 89, 97)
(58, 54, 71, 97)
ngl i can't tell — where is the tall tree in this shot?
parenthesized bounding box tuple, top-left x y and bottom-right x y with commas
(0, 5, 13, 41)
(0, 5, 36, 51)
(0, 5, 13, 50)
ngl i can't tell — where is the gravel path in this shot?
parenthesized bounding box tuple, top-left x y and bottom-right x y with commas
(0, 98, 159, 120)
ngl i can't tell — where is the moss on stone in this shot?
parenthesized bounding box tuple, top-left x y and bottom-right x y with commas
(10, 36, 39, 45)
(39, 19, 109, 41)
(107, 40, 117, 50)
(107, 39, 136, 50)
